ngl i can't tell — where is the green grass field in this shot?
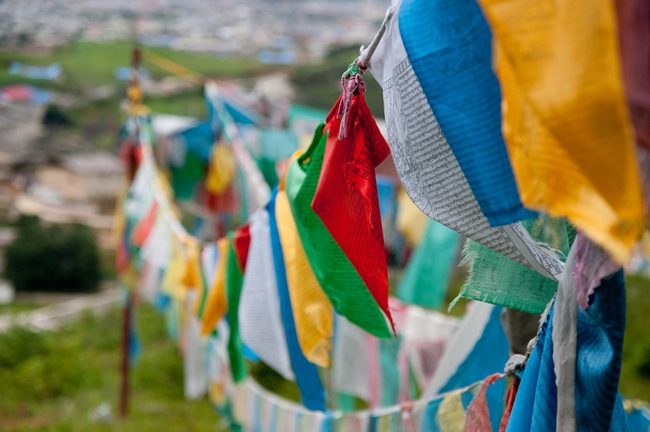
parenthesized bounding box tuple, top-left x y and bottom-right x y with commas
(0, 41, 268, 91)
(0, 40, 272, 152)
(0, 304, 221, 432)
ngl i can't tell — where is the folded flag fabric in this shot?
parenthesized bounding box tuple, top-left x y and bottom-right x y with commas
(239, 209, 294, 380)
(162, 241, 187, 301)
(229, 373, 507, 432)
(506, 270, 627, 431)
(424, 302, 508, 430)
(267, 189, 326, 411)
(398, 0, 534, 227)
(200, 237, 230, 335)
(332, 315, 371, 402)
(285, 120, 392, 338)
(169, 151, 205, 201)
(401, 306, 458, 392)
(183, 290, 208, 399)
(276, 171, 333, 368)
(226, 227, 250, 383)
(200, 243, 219, 289)
(395, 188, 428, 247)
(141, 215, 172, 272)
(624, 400, 650, 430)
(572, 233, 620, 310)
(478, 0, 645, 263)
(232, 137, 271, 216)
(131, 201, 158, 247)
(369, 0, 563, 280)
(206, 142, 236, 195)
(455, 217, 573, 314)
(312, 92, 395, 333)
(398, 219, 459, 309)
(617, 0, 650, 151)
(376, 175, 398, 251)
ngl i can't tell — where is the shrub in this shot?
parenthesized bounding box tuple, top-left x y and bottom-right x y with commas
(43, 104, 73, 127)
(5, 215, 102, 293)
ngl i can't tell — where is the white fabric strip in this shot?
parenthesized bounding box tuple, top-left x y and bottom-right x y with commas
(422, 302, 494, 398)
(239, 210, 294, 380)
(369, 0, 563, 280)
(332, 315, 371, 400)
(552, 243, 578, 432)
(184, 290, 208, 399)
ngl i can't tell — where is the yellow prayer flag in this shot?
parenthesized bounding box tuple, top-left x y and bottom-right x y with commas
(479, 0, 645, 262)
(201, 238, 229, 336)
(396, 188, 429, 247)
(275, 187, 333, 368)
(162, 241, 187, 301)
(436, 392, 467, 431)
(206, 143, 236, 195)
(182, 239, 202, 290)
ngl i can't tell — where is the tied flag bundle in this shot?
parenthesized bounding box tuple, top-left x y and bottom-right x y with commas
(312, 73, 395, 335)
(283, 71, 395, 339)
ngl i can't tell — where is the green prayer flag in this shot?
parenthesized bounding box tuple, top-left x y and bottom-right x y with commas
(453, 217, 572, 314)
(398, 220, 460, 309)
(284, 124, 391, 338)
(170, 152, 204, 200)
(225, 233, 247, 382)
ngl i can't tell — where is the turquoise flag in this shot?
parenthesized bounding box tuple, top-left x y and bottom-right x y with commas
(398, 220, 459, 309)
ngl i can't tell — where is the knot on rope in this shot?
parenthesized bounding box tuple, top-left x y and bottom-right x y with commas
(337, 59, 367, 140)
(504, 354, 527, 377)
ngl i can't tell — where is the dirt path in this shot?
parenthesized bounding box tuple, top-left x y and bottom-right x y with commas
(0, 287, 120, 332)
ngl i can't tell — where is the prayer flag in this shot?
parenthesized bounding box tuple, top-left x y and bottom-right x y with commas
(478, 0, 645, 262)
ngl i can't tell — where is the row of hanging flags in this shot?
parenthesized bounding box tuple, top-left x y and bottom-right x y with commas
(114, 0, 650, 429)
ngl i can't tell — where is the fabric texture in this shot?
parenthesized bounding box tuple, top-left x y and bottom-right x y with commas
(478, 0, 645, 262)
(239, 210, 294, 380)
(331, 315, 370, 401)
(267, 190, 326, 411)
(456, 217, 572, 314)
(206, 142, 236, 195)
(573, 233, 621, 309)
(425, 302, 508, 431)
(285, 123, 392, 338)
(505, 271, 627, 431)
(398, 219, 459, 308)
(398, 0, 534, 227)
(275, 181, 333, 368)
(465, 373, 502, 432)
(369, 0, 564, 279)
(552, 243, 579, 431)
(201, 238, 229, 335)
(225, 228, 249, 383)
(312, 93, 395, 332)
(617, 0, 650, 151)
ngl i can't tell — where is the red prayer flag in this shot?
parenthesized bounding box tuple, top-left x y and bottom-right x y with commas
(132, 202, 158, 247)
(465, 373, 502, 432)
(233, 224, 251, 271)
(311, 92, 394, 331)
(499, 378, 520, 432)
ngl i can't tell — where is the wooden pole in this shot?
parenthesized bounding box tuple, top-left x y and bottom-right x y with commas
(119, 291, 132, 418)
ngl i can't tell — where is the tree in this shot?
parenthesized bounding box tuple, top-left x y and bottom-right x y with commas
(5, 216, 102, 293)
